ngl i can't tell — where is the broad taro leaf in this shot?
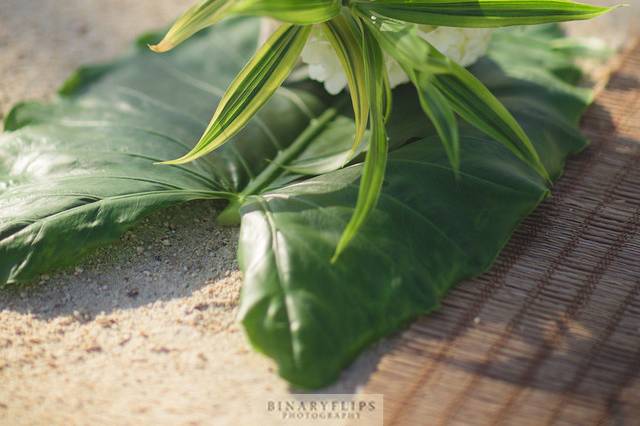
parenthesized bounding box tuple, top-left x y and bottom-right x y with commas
(237, 25, 593, 388)
(1, 17, 593, 391)
(0, 18, 338, 285)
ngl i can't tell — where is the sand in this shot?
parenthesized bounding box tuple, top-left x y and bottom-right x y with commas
(0, 1, 637, 425)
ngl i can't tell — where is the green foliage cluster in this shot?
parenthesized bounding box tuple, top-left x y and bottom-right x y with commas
(150, 0, 612, 259)
(0, 18, 596, 387)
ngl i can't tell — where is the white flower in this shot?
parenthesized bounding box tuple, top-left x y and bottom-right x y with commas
(300, 33, 348, 95)
(259, 19, 493, 95)
(417, 26, 493, 68)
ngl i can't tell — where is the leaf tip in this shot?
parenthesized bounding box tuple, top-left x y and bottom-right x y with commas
(593, 3, 625, 17)
(452, 165, 461, 181)
(330, 235, 351, 264)
(154, 157, 188, 166)
(148, 40, 174, 53)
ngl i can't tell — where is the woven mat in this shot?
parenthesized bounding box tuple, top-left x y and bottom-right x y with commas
(361, 43, 640, 426)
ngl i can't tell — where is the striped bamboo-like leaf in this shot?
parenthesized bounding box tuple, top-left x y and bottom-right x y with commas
(332, 23, 389, 262)
(151, 0, 338, 53)
(412, 72, 461, 174)
(162, 24, 312, 165)
(150, 0, 232, 53)
(321, 15, 369, 159)
(362, 15, 548, 180)
(233, 0, 341, 23)
(352, 0, 615, 28)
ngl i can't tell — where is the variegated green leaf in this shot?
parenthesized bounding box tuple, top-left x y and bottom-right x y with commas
(332, 22, 388, 262)
(233, 0, 341, 24)
(321, 15, 369, 159)
(362, 15, 548, 180)
(151, 0, 339, 53)
(162, 24, 312, 165)
(352, 0, 615, 28)
(150, 0, 232, 53)
(431, 57, 549, 180)
(412, 71, 460, 173)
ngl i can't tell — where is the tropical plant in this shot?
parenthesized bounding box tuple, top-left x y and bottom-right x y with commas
(0, 18, 603, 388)
(149, 0, 613, 261)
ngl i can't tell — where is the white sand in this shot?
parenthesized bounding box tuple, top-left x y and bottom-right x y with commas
(0, 1, 636, 425)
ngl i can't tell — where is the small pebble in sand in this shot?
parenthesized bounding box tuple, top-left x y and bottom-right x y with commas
(85, 344, 102, 353)
(473, 317, 481, 325)
(119, 334, 132, 346)
(72, 310, 91, 322)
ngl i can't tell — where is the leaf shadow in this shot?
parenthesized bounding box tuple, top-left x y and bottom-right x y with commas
(376, 100, 640, 423)
(0, 200, 241, 320)
(605, 73, 640, 92)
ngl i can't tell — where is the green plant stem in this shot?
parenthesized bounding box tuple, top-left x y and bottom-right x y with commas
(217, 99, 347, 225)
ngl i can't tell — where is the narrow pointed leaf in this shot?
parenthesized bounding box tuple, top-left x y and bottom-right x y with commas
(432, 59, 549, 180)
(382, 69, 393, 123)
(149, 0, 232, 53)
(163, 24, 312, 165)
(357, 16, 450, 73)
(352, 0, 615, 28)
(150, 0, 340, 53)
(332, 24, 388, 261)
(233, 0, 341, 24)
(363, 15, 548, 180)
(412, 71, 460, 173)
(321, 15, 369, 159)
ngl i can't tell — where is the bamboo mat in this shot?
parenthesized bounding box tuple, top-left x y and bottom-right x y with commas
(361, 43, 640, 426)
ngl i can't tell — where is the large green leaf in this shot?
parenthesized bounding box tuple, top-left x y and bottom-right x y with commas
(0, 18, 331, 284)
(237, 25, 593, 388)
(0, 18, 594, 390)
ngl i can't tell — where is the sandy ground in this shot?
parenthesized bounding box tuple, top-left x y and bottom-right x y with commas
(0, 1, 637, 425)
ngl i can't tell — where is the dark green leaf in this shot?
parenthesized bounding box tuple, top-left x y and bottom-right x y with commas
(0, 19, 328, 285)
(237, 26, 593, 388)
